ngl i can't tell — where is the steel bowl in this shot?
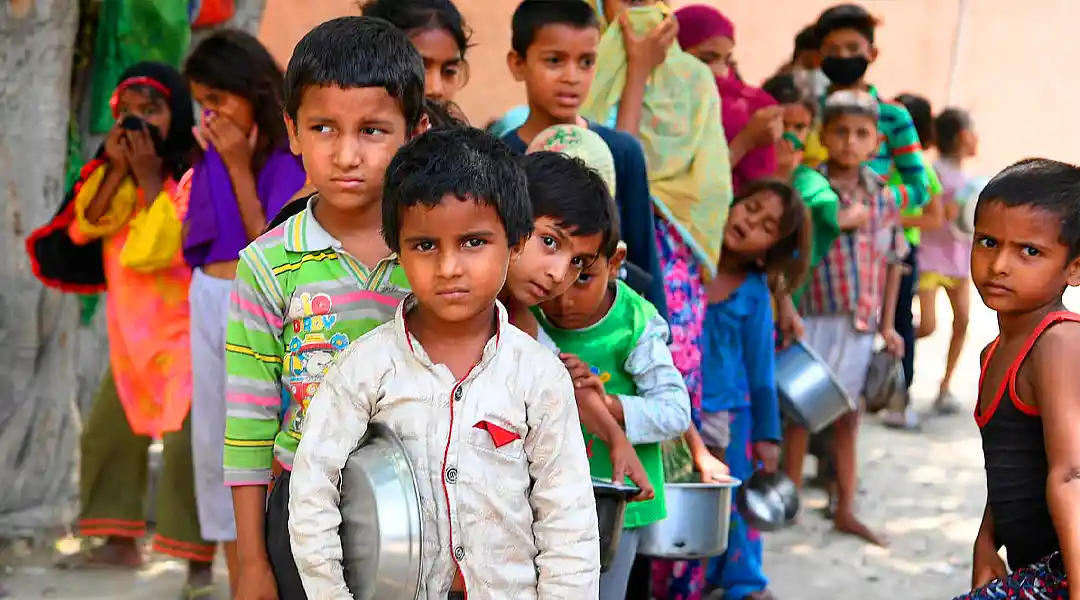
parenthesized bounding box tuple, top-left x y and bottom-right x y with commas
(339, 422, 423, 600)
(736, 471, 800, 532)
(593, 478, 640, 572)
(637, 479, 741, 560)
(776, 341, 857, 434)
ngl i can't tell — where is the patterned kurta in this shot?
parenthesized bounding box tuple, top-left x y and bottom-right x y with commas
(800, 165, 909, 332)
(290, 297, 600, 600)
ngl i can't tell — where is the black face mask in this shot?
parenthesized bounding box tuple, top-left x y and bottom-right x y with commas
(821, 55, 870, 87)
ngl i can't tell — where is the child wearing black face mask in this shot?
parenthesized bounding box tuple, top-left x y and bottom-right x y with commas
(804, 3, 933, 214)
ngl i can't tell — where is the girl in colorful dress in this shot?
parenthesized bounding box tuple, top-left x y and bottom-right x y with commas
(56, 63, 214, 598)
(181, 29, 307, 595)
(916, 108, 978, 413)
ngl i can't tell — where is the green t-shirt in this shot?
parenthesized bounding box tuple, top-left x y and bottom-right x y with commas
(791, 164, 840, 303)
(536, 281, 667, 529)
(892, 153, 944, 245)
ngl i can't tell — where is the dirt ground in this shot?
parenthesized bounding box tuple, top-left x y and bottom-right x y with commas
(2, 285, 1067, 599)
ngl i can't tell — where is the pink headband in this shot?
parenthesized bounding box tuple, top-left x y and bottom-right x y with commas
(675, 4, 735, 50)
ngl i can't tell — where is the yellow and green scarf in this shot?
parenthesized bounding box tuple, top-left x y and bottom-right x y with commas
(582, 1, 732, 278)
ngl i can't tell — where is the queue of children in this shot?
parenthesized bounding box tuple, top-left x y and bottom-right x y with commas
(23, 0, 1080, 599)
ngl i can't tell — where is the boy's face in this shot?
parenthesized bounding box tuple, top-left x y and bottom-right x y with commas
(971, 200, 1080, 314)
(508, 24, 599, 124)
(504, 216, 605, 307)
(398, 196, 520, 323)
(820, 27, 876, 63)
(285, 86, 422, 214)
(539, 246, 625, 330)
(782, 103, 813, 143)
(821, 113, 879, 169)
(724, 190, 785, 258)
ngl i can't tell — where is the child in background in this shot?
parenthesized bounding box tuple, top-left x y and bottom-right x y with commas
(782, 90, 907, 547)
(762, 73, 840, 279)
(880, 93, 946, 430)
(516, 149, 655, 497)
(223, 17, 427, 599)
(956, 158, 1080, 599)
(535, 205, 691, 600)
(917, 108, 978, 414)
(180, 30, 308, 593)
(291, 127, 600, 599)
(58, 63, 214, 596)
(701, 180, 810, 600)
(502, 0, 668, 317)
(360, 0, 470, 105)
(806, 4, 932, 212)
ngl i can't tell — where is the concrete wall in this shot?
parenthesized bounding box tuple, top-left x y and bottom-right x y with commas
(259, 0, 1080, 175)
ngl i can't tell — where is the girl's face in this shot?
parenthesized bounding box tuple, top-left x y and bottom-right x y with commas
(115, 87, 171, 135)
(685, 35, 735, 79)
(959, 128, 979, 158)
(409, 27, 467, 102)
(724, 190, 785, 257)
(190, 82, 255, 133)
(782, 102, 813, 143)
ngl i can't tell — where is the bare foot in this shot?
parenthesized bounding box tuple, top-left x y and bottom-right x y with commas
(834, 512, 888, 547)
(56, 539, 144, 570)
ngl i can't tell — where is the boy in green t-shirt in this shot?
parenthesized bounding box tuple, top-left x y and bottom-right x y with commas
(535, 232, 691, 600)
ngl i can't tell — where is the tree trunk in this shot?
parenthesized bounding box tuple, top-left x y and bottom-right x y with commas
(0, 0, 98, 540)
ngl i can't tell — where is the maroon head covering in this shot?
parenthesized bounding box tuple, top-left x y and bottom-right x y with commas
(675, 5, 776, 192)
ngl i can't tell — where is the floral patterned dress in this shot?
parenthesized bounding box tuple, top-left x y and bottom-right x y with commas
(650, 217, 709, 600)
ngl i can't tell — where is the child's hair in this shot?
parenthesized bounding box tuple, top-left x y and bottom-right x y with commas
(976, 158, 1080, 259)
(732, 178, 811, 294)
(894, 93, 934, 149)
(761, 73, 816, 117)
(511, 0, 599, 56)
(381, 127, 534, 253)
(423, 99, 469, 129)
(793, 24, 819, 59)
(821, 89, 879, 127)
(284, 16, 425, 129)
(360, 0, 471, 59)
(113, 62, 197, 181)
(814, 3, 877, 46)
(935, 107, 972, 157)
(518, 151, 620, 259)
(183, 29, 288, 162)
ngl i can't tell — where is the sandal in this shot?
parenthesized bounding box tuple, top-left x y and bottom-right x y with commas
(180, 583, 217, 600)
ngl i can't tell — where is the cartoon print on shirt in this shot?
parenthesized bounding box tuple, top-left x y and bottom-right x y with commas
(284, 292, 350, 434)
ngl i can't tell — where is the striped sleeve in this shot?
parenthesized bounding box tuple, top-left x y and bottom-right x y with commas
(881, 103, 931, 210)
(224, 241, 287, 486)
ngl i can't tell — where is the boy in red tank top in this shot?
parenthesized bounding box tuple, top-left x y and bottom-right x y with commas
(958, 158, 1080, 599)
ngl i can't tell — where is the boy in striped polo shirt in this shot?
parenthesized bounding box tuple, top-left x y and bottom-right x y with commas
(222, 17, 428, 599)
(807, 3, 932, 211)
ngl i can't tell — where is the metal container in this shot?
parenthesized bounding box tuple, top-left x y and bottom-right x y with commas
(736, 471, 800, 532)
(776, 341, 857, 434)
(339, 423, 423, 600)
(863, 349, 907, 414)
(593, 478, 640, 572)
(637, 480, 741, 560)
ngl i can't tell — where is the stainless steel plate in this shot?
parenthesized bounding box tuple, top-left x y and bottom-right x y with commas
(339, 422, 423, 600)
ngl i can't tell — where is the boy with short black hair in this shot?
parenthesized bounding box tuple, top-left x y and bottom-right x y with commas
(535, 219, 691, 600)
(502, 0, 668, 318)
(223, 16, 427, 599)
(290, 127, 600, 600)
(956, 158, 1080, 600)
(808, 3, 932, 210)
(782, 90, 906, 546)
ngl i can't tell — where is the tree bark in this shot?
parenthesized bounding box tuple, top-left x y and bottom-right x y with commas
(0, 0, 97, 539)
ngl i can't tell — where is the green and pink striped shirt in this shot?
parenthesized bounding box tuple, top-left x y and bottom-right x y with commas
(223, 199, 409, 486)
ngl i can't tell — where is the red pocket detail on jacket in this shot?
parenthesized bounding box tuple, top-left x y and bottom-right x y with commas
(473, 420, 521, 448)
